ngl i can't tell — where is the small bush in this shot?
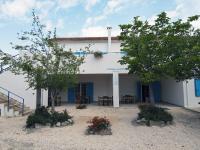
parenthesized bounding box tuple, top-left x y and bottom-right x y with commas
(50, 110, 72, 126)
(76, 104, 87, 109)
(26, 106, 51, 128)
(86, 116, 112, 135)
(26, 107, 72, 128)
(35, 106, 51, 118)
(137, 104, 173, 126)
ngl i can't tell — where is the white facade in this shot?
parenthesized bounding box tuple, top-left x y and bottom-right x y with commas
(0, 31, 200, 109)
(0, 71, 48, 109)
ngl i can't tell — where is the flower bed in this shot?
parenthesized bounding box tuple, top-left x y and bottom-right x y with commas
(26, 106, 73, 128)
(86, 116, 112, 135)
(136, 104, 173, 126)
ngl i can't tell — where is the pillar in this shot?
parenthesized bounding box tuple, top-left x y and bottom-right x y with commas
(113, 72, 119, 107)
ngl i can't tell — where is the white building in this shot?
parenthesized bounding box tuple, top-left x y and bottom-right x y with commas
(0, 27, 200, 110)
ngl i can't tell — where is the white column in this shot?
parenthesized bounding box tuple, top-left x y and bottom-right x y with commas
(41, 89, 48, 107)
(112, 72, 119, 107)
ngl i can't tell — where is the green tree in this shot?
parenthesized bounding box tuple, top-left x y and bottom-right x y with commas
(119, 12, 200, 101)
(1, 11, 84, 111)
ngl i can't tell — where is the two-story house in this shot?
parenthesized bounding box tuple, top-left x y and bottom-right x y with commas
(0, 27, 199, 116)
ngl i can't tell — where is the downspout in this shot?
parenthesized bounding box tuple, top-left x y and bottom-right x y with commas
(185, 80, 189, 107)
(107, 27, 112, 53)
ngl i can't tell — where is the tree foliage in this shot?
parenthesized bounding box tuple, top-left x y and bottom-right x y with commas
(1, 11, 84, 110)
(119, 12, 200, 84)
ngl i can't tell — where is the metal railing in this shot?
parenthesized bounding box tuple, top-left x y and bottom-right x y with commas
(0, 86, 24, 115)
(73, 51, 127, 57)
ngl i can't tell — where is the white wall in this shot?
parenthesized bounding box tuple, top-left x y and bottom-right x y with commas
(119, 74, 137, 98)
(161, 78, 185, 106)
(80, 53, 128, 74)
(0, 71, 36, 109)
(58, 40, 121, 53)
(184, 79, 200, 108)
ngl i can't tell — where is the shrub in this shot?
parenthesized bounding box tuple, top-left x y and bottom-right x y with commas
(137, 104, 173, 126)
(86, 116, 111, 135)
(26, 106, 51, 128)
(76, 104, 87, 109)
(50, 109, 72, 126)
(26, 107, 72, 128)
(35, 106, 51, 118)
(93, 51, 103, 58)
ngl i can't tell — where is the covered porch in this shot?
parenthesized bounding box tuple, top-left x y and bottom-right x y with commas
(49, 73, 163, 107)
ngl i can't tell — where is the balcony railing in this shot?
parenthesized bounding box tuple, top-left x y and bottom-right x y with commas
(73, 51, 127, 57)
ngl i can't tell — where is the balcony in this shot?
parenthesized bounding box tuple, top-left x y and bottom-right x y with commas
(76, 51, 128, 74)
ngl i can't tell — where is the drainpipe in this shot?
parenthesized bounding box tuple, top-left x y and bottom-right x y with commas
(107, 27, 112, 53)
(185, 80, 189, 107)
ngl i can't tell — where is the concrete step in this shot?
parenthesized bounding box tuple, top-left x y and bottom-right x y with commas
(0, 91, 31, 117)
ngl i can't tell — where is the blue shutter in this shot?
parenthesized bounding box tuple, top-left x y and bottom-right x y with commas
(151, 81, 161, 102)
(86, 82, 94, 102)
(68, 87, 75, 103)
(195, 79, 200, 97)
(137, 82, 141, 102)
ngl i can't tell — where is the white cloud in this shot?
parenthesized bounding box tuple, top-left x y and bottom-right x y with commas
(57, 0, 80, 9)
(167, 0, 200, 19)
(56, 19, 64, 29)
(45, 20, 53, 31)
(85, 0, 127, 27)
(145, 0, 200, 26)
(0, 0, 35, 18)
(0, 0, 55, 21)
(82, 0, 151, 37)
(165, 0, 200, 28)
(44, 18, 64, 31)
(81, 26, 120, 37)
(57, 0, 99, 11)
(84, 0, 151, 27)
(85, 0, 100, 11)
(0, 0, 99, 20)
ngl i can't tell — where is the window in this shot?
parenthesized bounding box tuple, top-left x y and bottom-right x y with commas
(74, 50, 87, 57)
(194, 79, 200, 97)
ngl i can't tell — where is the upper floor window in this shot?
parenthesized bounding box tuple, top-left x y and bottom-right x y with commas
(73, 50, 87, 57)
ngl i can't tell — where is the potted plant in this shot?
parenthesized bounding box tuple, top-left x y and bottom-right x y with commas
(93, 51, 103, 58)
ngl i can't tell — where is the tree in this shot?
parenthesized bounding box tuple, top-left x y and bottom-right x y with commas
(119, 12, 200, 101)
(1, 11, 84, 111)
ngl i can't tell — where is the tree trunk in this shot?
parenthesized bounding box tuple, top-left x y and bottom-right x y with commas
(51, 92, 55, 112)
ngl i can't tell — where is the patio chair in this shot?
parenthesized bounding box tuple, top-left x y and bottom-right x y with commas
(98, 96, 104, 105)
(122, 95, 134, 104)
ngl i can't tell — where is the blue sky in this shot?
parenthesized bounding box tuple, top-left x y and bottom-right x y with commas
(0, 0, 200, 54)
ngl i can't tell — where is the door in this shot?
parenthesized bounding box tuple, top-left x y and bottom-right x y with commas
(151, 81, 161, 102)
(68, 82, 94, 103)
(68, 87, 75, 103)
(86, 82, 94, 103)
(142, 85, 150, 102)
(137, 82, 142, 102)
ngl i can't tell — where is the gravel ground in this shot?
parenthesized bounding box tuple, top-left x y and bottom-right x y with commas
(0, 104, 199, 150)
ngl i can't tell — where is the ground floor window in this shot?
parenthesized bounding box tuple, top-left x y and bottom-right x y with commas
(194, 79, 200, 97)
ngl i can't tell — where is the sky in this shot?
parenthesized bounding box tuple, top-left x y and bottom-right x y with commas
(1, 0, 200, 54)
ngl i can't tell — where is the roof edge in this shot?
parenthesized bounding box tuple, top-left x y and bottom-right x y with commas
(56, 36, 119, 41)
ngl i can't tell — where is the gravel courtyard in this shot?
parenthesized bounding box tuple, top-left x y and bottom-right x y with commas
(0, 105, 199, 150)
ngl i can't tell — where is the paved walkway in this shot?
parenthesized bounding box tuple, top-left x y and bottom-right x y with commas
(189, 107, 200, 113)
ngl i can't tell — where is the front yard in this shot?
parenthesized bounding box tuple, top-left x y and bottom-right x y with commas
(0, 105, 199, 150)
